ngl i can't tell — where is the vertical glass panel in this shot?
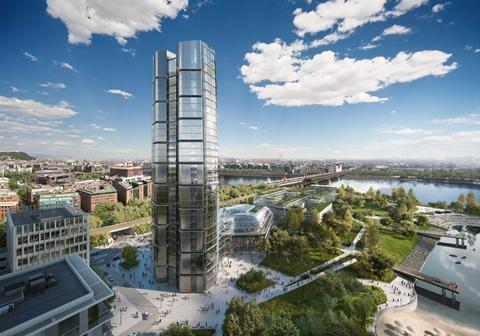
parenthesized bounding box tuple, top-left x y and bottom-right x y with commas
(178, 142, 203, 162)
(178, 164, 204, 185)
(152, 143, 167, 162)
(179, 209, 204, 230)
(153, 184, 168, 204)
(178, 186, 204, 207)
(152, 123, 167, 142)
(153, 163, 167, 183)
(153, 102, 167, 122)
(178, 119, 203, 140)
(178, 71, 202, 96)
(179, 97, 202, 118)
(155, 78, 167, 101)
(178, 40, 202, 70)
(154, 51, 168, 77)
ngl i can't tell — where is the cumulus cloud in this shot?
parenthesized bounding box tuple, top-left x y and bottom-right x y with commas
(372, 24, 411, 42)
(39, 82, 66, 89)
(24, 52, 38, 61)
(432, 2, 449, 13)
(360, 43, 379, 50)
(46, 0, 188, 45)
(293, 0, 387, 37)
(107, 89, 134, 99)
(0, 96, 77, 119)
(241, 41, 457, 106)
(103, 127, 117, 132)
(81, 138, 95, 144)
(392, 0, 428, 16)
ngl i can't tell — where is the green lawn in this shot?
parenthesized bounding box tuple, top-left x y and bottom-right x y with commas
(378, 229, 420, 263)
(261, 248, 340, 276)
(352, 205, 389, 217)
(340, 222, 362, 246)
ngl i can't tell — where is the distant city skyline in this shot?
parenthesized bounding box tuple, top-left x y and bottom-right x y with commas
(1, 0, 479, 160)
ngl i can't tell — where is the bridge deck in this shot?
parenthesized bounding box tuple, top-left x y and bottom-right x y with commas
(394, 266, 459, 293)
(417, 231, 465, 240)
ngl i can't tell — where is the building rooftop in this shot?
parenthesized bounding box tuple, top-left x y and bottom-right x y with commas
(0, 255, 112, 335)
(8, 206, 86, 227)
(77, 184, 117, 195)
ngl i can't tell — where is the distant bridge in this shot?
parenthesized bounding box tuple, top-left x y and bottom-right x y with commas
(90, 217, 151, 235)
(417, 231, 467, 249)
(268, 171, 345, 187)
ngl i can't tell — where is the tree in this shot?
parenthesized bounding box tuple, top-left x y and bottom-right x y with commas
(343, 209, 353, 230)
(161, 324, 194, 336)
(286, 207, 304, 232)
(466, 191, 478, 212)
(415, 215, 429, 227)
(90, 232, 110, 248)
(263, 313, 299, 336)
(258, 236, 271, 256)
(288, 236, 309, 262)
(364, 220, 380, 251)
(457, 194, 466, 210)
(359, 249, 395, 280)
(365, 187, 375, 201)
(121, 246, 139, 269)
(223, 298, 265, 336)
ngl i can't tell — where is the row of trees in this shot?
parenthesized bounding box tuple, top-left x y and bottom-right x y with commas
(223, 297, 299, 336)
(91, 198, 151, 228)
(429, 191, 480, 216)
(350, 168, 480, 181)
(219, 184, 275, 202)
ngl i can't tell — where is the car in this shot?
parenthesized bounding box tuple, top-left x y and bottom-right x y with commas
(107, 276, 114, 281)
(142, 312, 149, 320)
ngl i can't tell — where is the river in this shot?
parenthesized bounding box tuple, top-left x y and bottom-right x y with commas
(221, 176, 480, 204)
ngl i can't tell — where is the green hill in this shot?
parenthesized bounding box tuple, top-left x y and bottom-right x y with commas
(0, 151, 35, 160)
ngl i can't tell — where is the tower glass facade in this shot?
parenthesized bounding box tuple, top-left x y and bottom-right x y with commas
(152, 41, 218, 293)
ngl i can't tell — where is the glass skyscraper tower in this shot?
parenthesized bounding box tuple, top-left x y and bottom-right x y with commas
(152, 41, 219, 293)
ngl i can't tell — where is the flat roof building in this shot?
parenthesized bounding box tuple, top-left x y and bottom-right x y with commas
(112, 176, 152, 205)
(6, 205, 89, 273)
(33, 170, 73, 185)
(77, 184, 117, 213)
(109, 166, 143, 177)
(0, 190, 19, 221)
(0, 254, 113, 336)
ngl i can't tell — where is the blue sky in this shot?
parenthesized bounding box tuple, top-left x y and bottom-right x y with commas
(0, 0, 479, 160)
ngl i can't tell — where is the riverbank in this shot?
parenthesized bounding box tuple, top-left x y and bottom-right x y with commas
(378, 301, 480, 336)
(400, 237, 436, 271)
(344, 174, 480, 187)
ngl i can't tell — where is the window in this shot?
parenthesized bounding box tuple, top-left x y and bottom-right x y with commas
(179, 119, 203, 140)
(153, 102, 167, 122)
(179, 97, 202, 118)
(178, 142, 203, 162)
(152, 143, 167, 162)
(178, 71, 202, 96)
(178, 186, 204, 207)
(178, 164, 204, 185)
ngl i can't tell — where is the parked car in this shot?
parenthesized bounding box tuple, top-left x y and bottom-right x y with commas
(142, 312, 149, 320)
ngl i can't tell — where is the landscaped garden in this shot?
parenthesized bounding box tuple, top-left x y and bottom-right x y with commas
(236, 269, 275, 293)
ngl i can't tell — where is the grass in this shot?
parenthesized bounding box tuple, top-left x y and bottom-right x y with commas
(352, 205, 390, 217)
(236, 269, 276, 293)
(261, 248, 340, 276)
(340, 222, 362, 246)
(378, 229, 420, 263)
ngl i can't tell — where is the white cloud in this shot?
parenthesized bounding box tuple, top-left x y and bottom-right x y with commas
(372, 24, 411, 42)
(24, 52, 38, 61)
(390, 110, 397, 114)
(46, 0, 188, 45)
(240, 39, 306, 84)
(293, 0, 387, 37)
(10, 86, 23, 92)
(121, 48, 136, 56)
(107, 89, 134, 99)
(90, 123, 101, 129)
(242, 41, 457, 107)
(0, 96, 77, 119)
(39, 82, 66, 89)
(377, 127, 432, 135)
(475, 49, 480, 54)
(392, 0, 428, 15)
(359, 43, 379, 50)
(432, 2, 449, 13)
(432, 114, 480, 125)
(54, 61, 78, 72)
(97, 136, 105, 141)
(81, 138, 95, 144)
(103, 127, 117, 132)
(239, 121, 259, 131)
(310, 32, 350, 47)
